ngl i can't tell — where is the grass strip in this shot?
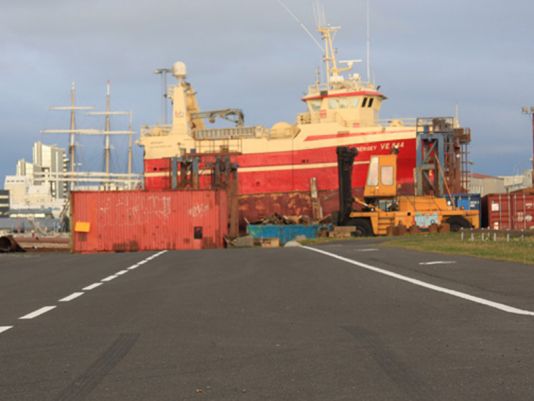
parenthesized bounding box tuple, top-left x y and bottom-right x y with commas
(383, 233, 534, 265)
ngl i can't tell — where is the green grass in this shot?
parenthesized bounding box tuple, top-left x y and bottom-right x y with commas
(383, 233, 534, 265)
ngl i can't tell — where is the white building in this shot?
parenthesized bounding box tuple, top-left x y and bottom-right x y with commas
(468, 173, 506, 197)
(468, 169, 533, 196)
(500, 169, 533, 193)
(3, 142, 67, 217)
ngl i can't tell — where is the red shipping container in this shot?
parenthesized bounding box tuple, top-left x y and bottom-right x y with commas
(483, 193, 534, 230)
(511, 193, 534, 230)
(71, 190, 228, 253)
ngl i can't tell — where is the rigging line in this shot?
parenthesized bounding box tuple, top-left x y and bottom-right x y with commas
(366, 0, 371, 82)
(276, 0, 324, 52)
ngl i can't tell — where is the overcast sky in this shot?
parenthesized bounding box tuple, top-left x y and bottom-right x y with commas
(1, 0, 533, 184)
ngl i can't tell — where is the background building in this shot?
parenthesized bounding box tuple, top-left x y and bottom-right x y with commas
(468, 173, 506, 196)
(468, 169, 533, 196)
(500, 169, 533, 193)
(3, 142, 67, 217)
(0, 190, 9, 217)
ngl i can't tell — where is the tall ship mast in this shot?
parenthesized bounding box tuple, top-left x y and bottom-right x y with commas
(139, 22, 469, 222)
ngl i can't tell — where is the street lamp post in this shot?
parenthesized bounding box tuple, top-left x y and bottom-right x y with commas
(521, 106, 534, 186)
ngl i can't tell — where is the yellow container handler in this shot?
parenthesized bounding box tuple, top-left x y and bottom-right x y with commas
(336, 147, 480, 236)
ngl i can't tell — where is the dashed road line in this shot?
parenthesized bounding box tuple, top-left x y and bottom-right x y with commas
(303, 246, 534, 317)
(0, 326, 13, 334)
(59, 292, 85, 302)
(19, 306, 57, 320)
(83, 282, 103, 291)
(7, 251, 168, 330)
(419, 261, 456, 266)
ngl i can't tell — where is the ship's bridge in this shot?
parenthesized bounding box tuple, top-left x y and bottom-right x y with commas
(299, 79, 387, 127)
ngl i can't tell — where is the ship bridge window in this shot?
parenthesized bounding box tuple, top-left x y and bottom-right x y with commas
(368, 98, 375, 108)
(362, 97, 368, 108)
(328, 97, 358, 110)
(308, 100, 321, 112)
(328, 99, 339, 109)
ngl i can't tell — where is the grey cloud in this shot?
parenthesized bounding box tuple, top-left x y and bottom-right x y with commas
(1, 0, 533, 182)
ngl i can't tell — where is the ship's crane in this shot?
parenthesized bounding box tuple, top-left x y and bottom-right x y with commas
(191, 109, 245, 128)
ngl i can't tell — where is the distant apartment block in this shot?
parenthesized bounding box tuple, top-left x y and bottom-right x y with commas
(3, 141, 67, 216)
(0, 190, 9, 217)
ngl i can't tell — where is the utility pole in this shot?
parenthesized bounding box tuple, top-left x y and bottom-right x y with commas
(521, 106, 534, 186)
(154, 68, 172, 124)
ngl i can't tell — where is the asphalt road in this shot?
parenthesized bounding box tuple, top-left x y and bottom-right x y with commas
(1, 241, 533, 401)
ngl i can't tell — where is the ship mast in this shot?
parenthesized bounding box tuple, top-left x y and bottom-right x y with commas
(318, 25, 360, 88)
(87, 82, 134, 188)
(127, 112, 133, 175)
(48, 82, 95, 174)
(45, 82, 94, 190)
(105, 81, 111, 175)
(43, 83, 136, 190)
(318, 25, 340, 87)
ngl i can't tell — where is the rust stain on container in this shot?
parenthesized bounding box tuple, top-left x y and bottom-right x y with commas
(72, 190, 228, 253)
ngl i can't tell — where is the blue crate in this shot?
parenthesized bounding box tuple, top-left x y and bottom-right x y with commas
(246, 224, 320, 245)
(446, 194, 482, 212)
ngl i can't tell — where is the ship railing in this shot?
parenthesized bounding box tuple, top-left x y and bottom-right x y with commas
(378, 118, 417, 127)
(32, 171, 143, 190)
(140, 125, 172, 137)
(306, 81, 377, 96)
(193, 126, 269, 140)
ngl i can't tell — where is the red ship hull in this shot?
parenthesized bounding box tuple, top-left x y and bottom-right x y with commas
(144, 137, 416, 221)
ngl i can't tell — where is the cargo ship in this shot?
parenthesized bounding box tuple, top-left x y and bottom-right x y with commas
(139, 25, 466, 222)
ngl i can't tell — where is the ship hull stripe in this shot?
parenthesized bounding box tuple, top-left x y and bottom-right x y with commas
(304, 128, 414, 142)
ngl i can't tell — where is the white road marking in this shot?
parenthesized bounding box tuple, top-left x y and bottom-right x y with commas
(19, 306, 57, 320)
(419, 261, 457, 266)
(59, 292, 84, 302)
(303, 246, 534, 317)
(356, 248, 379, 252)
(9, 251, 169, 328)
(83, 282, 103, 291)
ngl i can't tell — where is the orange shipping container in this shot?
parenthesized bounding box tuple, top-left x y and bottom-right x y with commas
(71, 190, 228, 253)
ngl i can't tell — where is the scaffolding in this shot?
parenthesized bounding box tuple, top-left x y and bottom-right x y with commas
(415, 117, 471, 197)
